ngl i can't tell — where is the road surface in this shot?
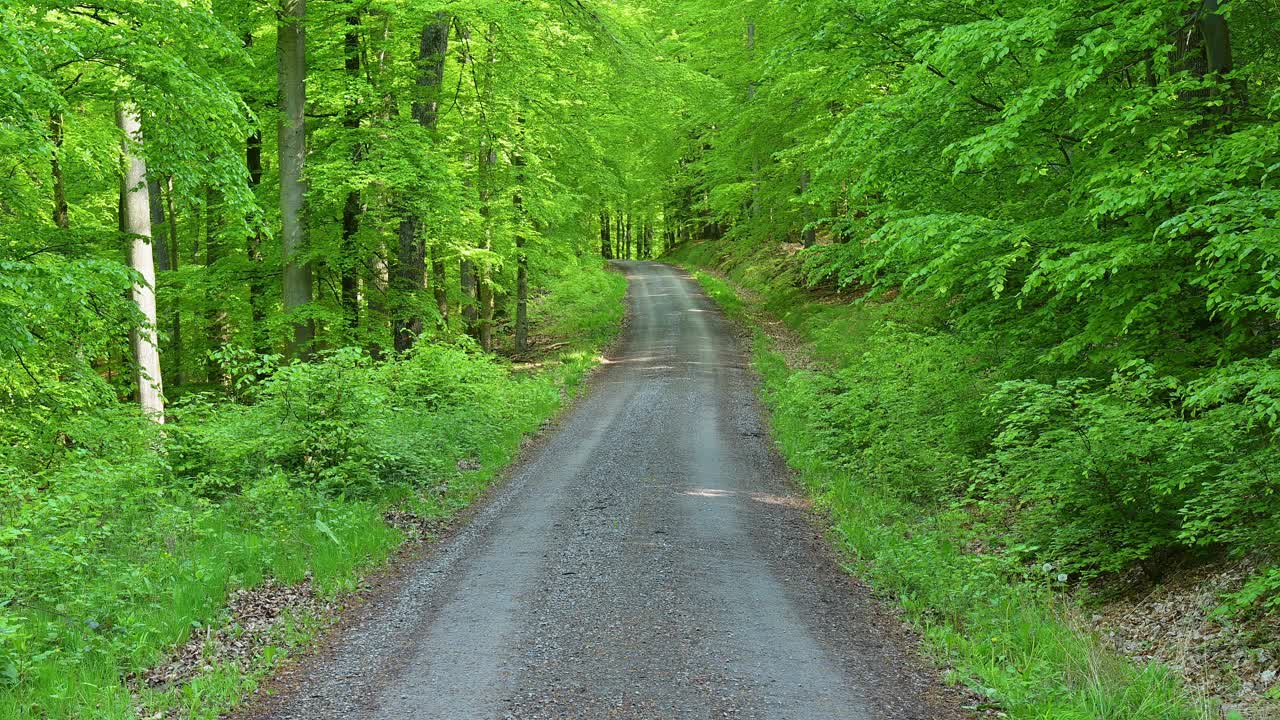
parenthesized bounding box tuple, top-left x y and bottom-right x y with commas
(244, 261, 963, 720)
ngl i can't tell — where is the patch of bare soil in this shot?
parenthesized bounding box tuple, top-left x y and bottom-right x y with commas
(1091, 558, 1280, 719)
(133, 578, 331, 706)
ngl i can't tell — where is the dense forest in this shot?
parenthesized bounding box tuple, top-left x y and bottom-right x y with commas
(3, 0, 1280, 717)
(672, 0, 1280, 598)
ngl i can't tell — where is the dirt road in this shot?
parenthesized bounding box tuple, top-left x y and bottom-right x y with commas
(245, 262, 963, 720)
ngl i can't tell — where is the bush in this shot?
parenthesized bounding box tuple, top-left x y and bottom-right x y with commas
(0, 260, 625, 720)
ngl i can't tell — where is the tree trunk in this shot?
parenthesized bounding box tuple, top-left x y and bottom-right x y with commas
(432, 254, 448, 326)
(164, 176, 183, 387)
(278, 0, 313, 358)
(245, 133, 268, 357)
(392, 217, 423, 351)
(148, 179, 170, 272)
(341, 14, 363, 331)
(425, 15, 452, 328)
(460, 257, 478, 334)
(393, 12, 451, 351)
(477, 147, 496, 352)
(1199, 0, 1232, 77)
(514, 133, 529, 353)
(118, 106, 165, 423)
(624, 214, 632, 259)
(51, 112, 69, 230)
(204, 185, 227, 384)
(515, 232, 528, 353)
(600, 210, 613, 259)
(475, 25, 498, 352)
(800, 170, 816, 247)
(369, 245, 390, 354)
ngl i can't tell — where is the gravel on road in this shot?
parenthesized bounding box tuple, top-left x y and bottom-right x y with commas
(239, 261, 968, 720)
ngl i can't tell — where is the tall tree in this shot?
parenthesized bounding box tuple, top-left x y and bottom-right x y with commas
(600, 210, 613, 259)
(118, 106, 165, 423)
(340, 13, 363, 331)
(50, 112, 69, 229)
(278, 0, 312, 358)
(393, 12, 451, 352)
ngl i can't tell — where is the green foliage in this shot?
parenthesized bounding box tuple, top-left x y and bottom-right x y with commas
(660, 0, 1280, 613)
(0, 260, 622, 719)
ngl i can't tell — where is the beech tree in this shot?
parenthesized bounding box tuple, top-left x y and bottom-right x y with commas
(118, 106, 164, 422)
(278, 0, 312, 358)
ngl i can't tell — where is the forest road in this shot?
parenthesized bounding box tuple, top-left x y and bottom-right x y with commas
(242, 261, 965, 720)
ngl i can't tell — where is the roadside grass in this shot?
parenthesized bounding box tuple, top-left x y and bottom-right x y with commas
(677, 254, 1232, 720)
(0, 258, 626, 720)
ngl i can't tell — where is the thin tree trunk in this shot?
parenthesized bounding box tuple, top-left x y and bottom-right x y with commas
(424, 14, 451, 330)
(204, 185, 228, 383)
(477, 147, 496, 352)
(278, 0, 313, 358)
(246, 132, 267, 356)
(118, 106, 164, 423)
(475, 24, 498, 352)
(600, 210, 613, 259)
(800, 170, 816, 247)
(461, 257, 478, 334)
(432, 254, 448, 326)
(341, 14, 363, 331)
(515, 236, 528, 352)
(369, 245, 390, 354)
(243, 33, 267, 358)
(165, 176, 183, 387)
(393, 216, 423, 350)
(393, 12, 450, 351)
(51, 112, 69, 229)
(148, 180, 170, 272)
(513, 129, 529, 353)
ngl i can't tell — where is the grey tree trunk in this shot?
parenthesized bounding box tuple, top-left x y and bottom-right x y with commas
(477, 147, 496, 352)
(147, 179, 170, 272)
(278, 0, 313, 358)
(246, 133, 268, 357)
(600, 210, 612, 259)
(425, 15, 452, 329)
(394, 12, 451, 351)
(164, 176, 183, 387)
(800, 171, 816, 247)
(341, 14, 363, 331)
(475, 25, 498, 353)
(513, 135, 529, 353)
(461, 257, 478, 334)
(51, 112, 69, 230)
(118, 106, 165, 423)
(515, 232, 528, 353)
(393, 217, 423, 351)
(204, 185, 228, 384)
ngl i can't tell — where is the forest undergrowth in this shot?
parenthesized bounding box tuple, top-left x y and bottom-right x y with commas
(671, 240, 1275, 720)
(0, 260, 625, 720)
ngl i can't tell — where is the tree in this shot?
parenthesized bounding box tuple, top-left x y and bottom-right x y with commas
(118, 106, 164, 423)
(279, 0, 312, 358)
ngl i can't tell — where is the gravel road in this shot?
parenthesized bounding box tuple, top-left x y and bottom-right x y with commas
(242, 261, 966, 720)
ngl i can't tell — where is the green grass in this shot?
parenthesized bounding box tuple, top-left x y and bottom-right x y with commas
(673, 245, 1233, 720)
(0, 258, 626, 720)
